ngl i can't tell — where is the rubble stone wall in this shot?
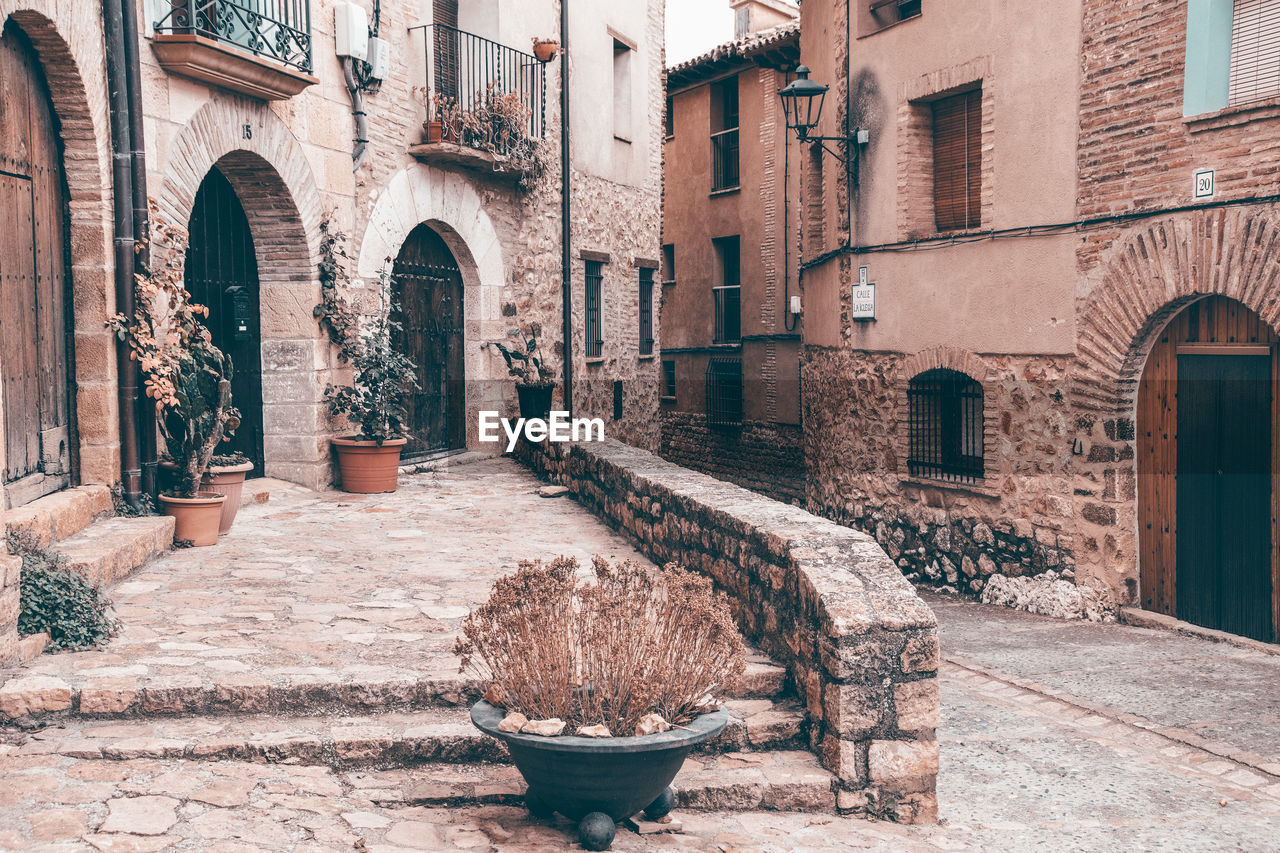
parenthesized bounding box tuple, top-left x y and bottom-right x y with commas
(520, 438, 940, 823)
(659, 412, 805, 505)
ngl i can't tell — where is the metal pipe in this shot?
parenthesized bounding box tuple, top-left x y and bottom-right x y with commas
(102, 0, 143, 503)
(120, 0, 156, 498)
(559, 0, 574, 417)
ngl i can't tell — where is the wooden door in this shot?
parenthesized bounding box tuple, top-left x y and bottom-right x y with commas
(1175, 352, 1274, 642)
(0, 23, 74, 507)
(185, 168, 264, 476)
(391, 224, 465, 460)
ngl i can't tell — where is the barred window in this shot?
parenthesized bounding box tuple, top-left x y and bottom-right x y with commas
(908, 369, 984, 483)
(662, 360, 677, 400)
(706, 357, 743, 429)
(585, 260, 603, 359)
(639, 268, 654, 356)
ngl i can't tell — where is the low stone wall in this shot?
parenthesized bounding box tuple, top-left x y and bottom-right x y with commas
(518, 438, 940, 823)
(659, 412, 806, 505)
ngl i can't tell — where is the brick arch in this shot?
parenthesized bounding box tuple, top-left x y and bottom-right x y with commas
(1074, 207, 1280, 417)
(2, 6, 120, 484)
(894, 347, 999, 484)
(896, 346, 992, 384)
(158, 96, 330, 487)
(357, 163, 509, 448)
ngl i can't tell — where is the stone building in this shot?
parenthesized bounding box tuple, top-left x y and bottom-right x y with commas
(660, 0, 805, 504)
(0, 0, 664, 508)
(796, 0, 1280, 644)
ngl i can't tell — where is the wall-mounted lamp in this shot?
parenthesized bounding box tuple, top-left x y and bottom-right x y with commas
(777, 65, 868, 163)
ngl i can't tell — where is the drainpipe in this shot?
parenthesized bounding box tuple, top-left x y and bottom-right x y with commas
(559, 0, 574, 417)
(121, 0, 156, 498)
(102, 0, 143, 504)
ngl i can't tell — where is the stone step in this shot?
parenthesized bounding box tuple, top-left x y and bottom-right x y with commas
(343, 750, 837, 814)
(5, 699, 807, 767)
(4, 485, 114, 548)
(52, 514, 176, 588)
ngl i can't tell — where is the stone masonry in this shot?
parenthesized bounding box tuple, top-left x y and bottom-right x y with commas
(521, 438, 940, 823)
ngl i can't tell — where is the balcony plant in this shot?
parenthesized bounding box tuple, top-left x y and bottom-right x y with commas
(531, 37, 559, 63)
(457, 556, 744, 851)
(491, 322, 556, 420)
(424, 92, 462, 144)
(325, 267, 418, 493)
(108, 214, 240, 547)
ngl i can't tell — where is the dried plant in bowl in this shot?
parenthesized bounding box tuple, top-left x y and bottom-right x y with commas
(455, 556, 745, 737)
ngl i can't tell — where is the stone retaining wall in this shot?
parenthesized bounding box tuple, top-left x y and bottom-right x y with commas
(518, 438, 940, 822)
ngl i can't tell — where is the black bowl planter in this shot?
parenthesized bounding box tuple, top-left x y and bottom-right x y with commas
(471, 700, 729, 850)
(516, 383, 555, 421)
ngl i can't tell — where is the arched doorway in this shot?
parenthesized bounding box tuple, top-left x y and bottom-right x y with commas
(185, 167, 265, 475)
(0, 22, 75, 507)
(391, 223, 465, 460)
(1138, 295, 1278, 642)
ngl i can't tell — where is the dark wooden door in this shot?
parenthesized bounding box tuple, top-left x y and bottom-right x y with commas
(185, 168, 264, 476)
(1176, 352, 1274, 642)
(0, 23, 73, 506)
(391, 224, 465, 459)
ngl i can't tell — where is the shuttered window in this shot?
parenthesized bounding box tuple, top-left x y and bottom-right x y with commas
(1230, 0, 1280, 105)
(932, 90, 982, 232)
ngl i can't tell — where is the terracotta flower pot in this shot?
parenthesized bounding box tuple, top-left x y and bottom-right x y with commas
(424, 120, 444, 143)
(201, 460, 254, 535)
(532, 40, 559, 62)
(159, 492, 227, 547)
(332, 437, 407, 494)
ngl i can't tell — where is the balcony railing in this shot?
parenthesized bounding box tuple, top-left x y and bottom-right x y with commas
(711, 128, 740, 192)
(423, 24, 546, 156)
(154, 0, 313, 74)
(713, 285, 741, 344)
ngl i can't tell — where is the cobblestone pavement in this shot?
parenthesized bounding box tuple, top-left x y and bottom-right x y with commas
(2, 459, 1279, 850)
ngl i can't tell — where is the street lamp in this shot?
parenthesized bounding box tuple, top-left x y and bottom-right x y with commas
(777, 65, 868, 162)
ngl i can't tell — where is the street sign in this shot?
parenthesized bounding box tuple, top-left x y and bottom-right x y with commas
(852, 282, 876, 321)
(1195, 169, 1215, 199)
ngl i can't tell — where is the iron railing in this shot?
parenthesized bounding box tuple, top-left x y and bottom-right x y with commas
(713, 285, 741, 344)
(585, 260, 604, 359)
(907, 368, 985, 483)
(706, 357, 743, 429)
(711, 128, 740, 191)
(420, 23, 546, 154)
(639, 268, 655, 356)
(154, 0, 313, 74)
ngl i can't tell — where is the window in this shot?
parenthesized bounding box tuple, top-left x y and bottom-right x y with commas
(735, 5, 750, 39)
(662, 360, 677, 400)
(1229, 0, 1280, 104)
(713, 236, 741, 344)
(710, 77, 740, 192)
(662, 244, 676, 286)
(908, 369, 984, 483)
(613, 38, 633, 141)
(638, 268, 655, 356)
(932, 89, 982, 232)
(613, 380, 624, 420)
(585, 260, 604, 359)
(706, 357, 743, 428)
(665, 96, 675, 139)
(860, 0, 921, 35)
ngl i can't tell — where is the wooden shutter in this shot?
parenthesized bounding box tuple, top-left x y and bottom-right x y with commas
(1230, 0, 1280, 105)
(433, 0, 458, 29)
(932, 90, 982, 232)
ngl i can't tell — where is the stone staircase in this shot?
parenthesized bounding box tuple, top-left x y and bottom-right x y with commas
(1, 650, 838, 813)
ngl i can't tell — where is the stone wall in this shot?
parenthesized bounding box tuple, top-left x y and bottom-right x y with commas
(0, 552, 18, 666)
(659, 411, 805, 505)
(519, 438, 940, 823)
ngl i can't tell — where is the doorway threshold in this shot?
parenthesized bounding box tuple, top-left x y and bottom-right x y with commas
(1118, 607, 1279, 657)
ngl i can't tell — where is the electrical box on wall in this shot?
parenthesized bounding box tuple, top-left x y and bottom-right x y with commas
(335, 3, 369, 60)
(367, 36, 391, 80)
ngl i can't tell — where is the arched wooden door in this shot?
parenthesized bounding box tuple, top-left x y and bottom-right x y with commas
(0, 23, 75, 507)
(1138, 295, 1278, 643)
(391, 224, 465, 460)
(185, 167, 265, 476)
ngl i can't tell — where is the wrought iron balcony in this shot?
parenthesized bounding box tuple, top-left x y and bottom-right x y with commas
(152, 1, 316, 100)
(711, 128, 740, 192)
(409, 24, 547, 176)
(713, 285, 742, 344)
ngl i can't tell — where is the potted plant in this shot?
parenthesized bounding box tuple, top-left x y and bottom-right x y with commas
(326, 267, 418, 494)
(457, 556, 744, 851)
(531, 38, 559, 63)
(492, 322, 557, 420)
(424, 92, 461, 144)
(109, 212, 241, 547)
(201, 452, 254, 535)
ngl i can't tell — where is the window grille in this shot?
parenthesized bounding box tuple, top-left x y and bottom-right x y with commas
(712, 236, 741, 344)
(585, 260, 603, 359)
(932, 89, 982, 232)
(662, 360, 677, 399)
(639, 268, 654, 356)
(1230, 0, 1280, 105)
(154, 0, 313, 73)
(711, 78, 740, 191)
(908, 369, 984, 483)
(706, 357, 743, 429)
